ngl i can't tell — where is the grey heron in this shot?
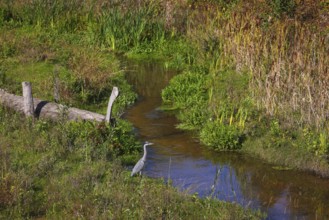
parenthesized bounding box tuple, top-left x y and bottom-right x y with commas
(131, 141, 153, 177)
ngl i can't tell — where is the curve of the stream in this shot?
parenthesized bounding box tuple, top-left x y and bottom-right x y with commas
(123, 59, 329, 220)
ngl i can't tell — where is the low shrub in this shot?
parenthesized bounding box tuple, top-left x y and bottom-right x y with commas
(200, 120, 243, 150)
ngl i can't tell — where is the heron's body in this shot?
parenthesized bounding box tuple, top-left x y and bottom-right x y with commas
(131, 142, 153, 176)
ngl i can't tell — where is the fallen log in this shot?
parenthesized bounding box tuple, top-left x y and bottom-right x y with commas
(0, 88, 107, 122)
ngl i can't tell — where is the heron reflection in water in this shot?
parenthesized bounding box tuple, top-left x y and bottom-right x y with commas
(131, 141, 154, 177)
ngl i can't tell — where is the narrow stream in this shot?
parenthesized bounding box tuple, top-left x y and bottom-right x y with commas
(123, 60, 329, 220)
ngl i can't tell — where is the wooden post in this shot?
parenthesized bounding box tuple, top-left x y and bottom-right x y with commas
(53, 65, 60, 103)
(105, 87, 119, 123)
(22, 82, 34, 117)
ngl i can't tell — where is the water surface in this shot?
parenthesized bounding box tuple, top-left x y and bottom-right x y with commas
(123, 60, 329, 220)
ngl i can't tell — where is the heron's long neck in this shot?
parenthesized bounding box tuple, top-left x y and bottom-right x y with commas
(142, 144, 147, 160)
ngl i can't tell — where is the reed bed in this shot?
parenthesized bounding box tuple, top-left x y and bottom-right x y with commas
(184, 0, 328, 129)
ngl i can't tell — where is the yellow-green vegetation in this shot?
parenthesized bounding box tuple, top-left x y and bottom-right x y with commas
(160, 0, 329, 177)
(0, 0, 265, 219)
(0, 24, 136, 112)
(0, 108, 265, 219)
(0, 0, 328, 216)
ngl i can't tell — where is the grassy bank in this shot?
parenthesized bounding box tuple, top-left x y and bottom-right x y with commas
(0, 108, 264, 219)
(0, 0, 265, 219)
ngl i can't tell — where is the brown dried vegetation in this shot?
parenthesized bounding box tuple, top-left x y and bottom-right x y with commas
(183, 0, 329, 129)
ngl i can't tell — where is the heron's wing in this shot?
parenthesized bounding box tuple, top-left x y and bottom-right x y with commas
(131, 159, 145, 175)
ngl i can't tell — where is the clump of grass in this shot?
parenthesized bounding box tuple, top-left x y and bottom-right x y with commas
(162, 69, 210, 130)
(162, 66, 251, 150)
(200, 121, 243, 150)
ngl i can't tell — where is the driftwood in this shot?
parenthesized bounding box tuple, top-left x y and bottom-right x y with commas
(22, 82, 34, 117)
(106, 87, 119, 123)
(0, 88, 116, 122)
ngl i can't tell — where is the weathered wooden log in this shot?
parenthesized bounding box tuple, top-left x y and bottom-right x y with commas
(22, 82, 34, 117)
(0, 88, 105, 122)
(105, 86, 119, 123)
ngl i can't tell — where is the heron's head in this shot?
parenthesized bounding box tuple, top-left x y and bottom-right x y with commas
(144, 141, 154, 146)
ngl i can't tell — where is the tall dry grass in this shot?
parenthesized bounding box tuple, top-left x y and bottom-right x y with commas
(184, 0, 328, 129)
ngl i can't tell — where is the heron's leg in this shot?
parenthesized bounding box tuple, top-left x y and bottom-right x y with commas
(139, 171, 144, 182)
(138, 172, 143, 184)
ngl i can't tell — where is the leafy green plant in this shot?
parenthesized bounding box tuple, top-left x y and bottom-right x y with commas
(301, 128, 329, 157)
(200, 120, 243, 150)
(162, 70, 210, 130)
(318, 132, 328, 156)
(176, 100, 210, 130)
(162, 70, 209, 109)
(270, 120, 281, 136)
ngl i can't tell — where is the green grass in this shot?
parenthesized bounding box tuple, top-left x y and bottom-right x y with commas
(0, 0, 328, 217)
(0, 25, 137, 115)
(1, 0, 328, 171)
(0, 1, 266, 218)
(0, 107, 265, 219)
(4, 62, 61, 99)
